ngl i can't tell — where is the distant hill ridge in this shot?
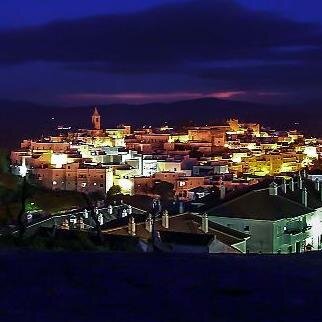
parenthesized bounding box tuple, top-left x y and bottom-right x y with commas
(0, 97, 320, 148)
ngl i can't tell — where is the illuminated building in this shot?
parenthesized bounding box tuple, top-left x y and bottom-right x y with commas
(10, 108, 320, 202)
(32, 163, 114, 194)
(91, 106, 101, 130)
(188, 126, 228, 147)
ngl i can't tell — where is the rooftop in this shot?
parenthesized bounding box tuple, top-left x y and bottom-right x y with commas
(207, 188, 314, 221)
(103, 213, 249, 247)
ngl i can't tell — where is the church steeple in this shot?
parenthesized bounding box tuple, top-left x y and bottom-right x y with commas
(91, 107, 101, 130)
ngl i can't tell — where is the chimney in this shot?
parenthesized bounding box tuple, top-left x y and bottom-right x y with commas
(77, 217, 84, 230)
(107, 205, 113, 215)
(269, 182, 278, 196)
(201, 213, 209, 233)
(219, 183, 226, 200)
(128, 217, 136, 236)
(298, 176, 303, 190)
(289, 178, 295, 192)
(281, 178, 287, 194)
(98, 213, 104, 225)
(121, 209, 128, 218)
(162, 210, 169, 229)
(302, 187, 308, 207)
(145, 214, 153, 232)
(315, 178, 320, 192)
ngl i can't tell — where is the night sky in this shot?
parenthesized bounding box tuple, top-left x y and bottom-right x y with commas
(1, 0, 322, 106)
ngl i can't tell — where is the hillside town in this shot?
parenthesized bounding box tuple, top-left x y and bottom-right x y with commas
(8, 107, 322, 254)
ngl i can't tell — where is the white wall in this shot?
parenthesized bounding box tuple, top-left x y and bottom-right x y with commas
(209, 216, 273, 253)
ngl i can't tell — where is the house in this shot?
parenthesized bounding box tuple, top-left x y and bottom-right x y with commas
(101, 212, 249, 254)
(206, 179, 322, 254)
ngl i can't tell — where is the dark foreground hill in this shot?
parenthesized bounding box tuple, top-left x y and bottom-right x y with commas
(1, 98, 321, 148)
(0, 250, 321, 322)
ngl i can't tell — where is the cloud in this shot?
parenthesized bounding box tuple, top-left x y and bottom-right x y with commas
(196, 62, 322, 91)
(1, 0, 322, 103)
(0, 0, 320, 68)
(59, 90, 246, 104)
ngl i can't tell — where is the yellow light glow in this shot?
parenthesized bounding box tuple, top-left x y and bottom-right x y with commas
(51, 154, 67, 168)
(118, 178, 134, 194)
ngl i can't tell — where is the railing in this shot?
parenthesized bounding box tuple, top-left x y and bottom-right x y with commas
(284, 225, 311, 235)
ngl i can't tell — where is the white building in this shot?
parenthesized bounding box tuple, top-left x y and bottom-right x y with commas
(206, 181, 322, 254)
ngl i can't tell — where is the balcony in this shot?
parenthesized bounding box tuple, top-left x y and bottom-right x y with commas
(284, 225, 311, 235)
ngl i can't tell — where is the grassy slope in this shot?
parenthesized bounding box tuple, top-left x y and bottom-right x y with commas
(0, 172, 86, 222)
(0, 251, 321, 322)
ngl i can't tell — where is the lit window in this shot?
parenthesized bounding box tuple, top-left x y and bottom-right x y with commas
(81, 183, 87, 188)
(53, 181, 57, 185)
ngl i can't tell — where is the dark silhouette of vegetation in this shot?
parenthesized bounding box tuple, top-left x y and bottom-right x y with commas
(106, 185, 121, 199)
(17, 176, 29, 240)
(0, 149, 9, 174)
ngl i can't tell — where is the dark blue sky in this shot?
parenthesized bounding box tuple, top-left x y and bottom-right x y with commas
(1, 0, 322, 106)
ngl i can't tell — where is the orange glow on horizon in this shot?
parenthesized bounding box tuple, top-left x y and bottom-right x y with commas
(60, 91, 246, 104)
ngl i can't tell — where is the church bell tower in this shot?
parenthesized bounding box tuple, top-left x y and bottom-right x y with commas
(91, 107, 101, 130)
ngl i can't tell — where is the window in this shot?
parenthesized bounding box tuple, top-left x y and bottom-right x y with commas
(100, 184, 104, 187)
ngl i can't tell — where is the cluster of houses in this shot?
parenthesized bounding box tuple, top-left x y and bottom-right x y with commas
(9, 107, 322, 254)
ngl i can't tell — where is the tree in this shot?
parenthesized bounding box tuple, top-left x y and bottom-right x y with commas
(108, 185, 121, 195)
(105, 185, 122, 202)
(17, 176, 29, 240)
(0, 150, 10, 174)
